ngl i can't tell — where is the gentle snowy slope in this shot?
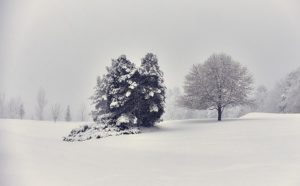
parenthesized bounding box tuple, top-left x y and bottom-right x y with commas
(1, 113, 300, 186)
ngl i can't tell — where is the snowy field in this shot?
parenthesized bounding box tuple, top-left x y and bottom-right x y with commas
(1, 113, 300, 186)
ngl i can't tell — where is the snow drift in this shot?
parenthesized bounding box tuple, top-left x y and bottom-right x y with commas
(63, 123, 140, 142)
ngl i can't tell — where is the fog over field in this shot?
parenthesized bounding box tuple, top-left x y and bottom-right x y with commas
(1, 1, 300, 185)
(1, 0, 300, 118)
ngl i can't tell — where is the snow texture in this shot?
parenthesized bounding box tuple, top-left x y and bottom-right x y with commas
(109, 99, 120, 109)
(116, 114, 130, 126)
(128, 81, 138, 89)
(63, 122, 140, 142)
(125, 91, 131, 97)
(149, 104, 159, 112)
(1, 113, 300, 186)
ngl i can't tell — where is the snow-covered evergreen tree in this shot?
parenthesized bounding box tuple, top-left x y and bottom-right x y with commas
(65, 105, 72, 122)
(91, 55, 140, 128)
(65, 54, 166, 141)
(90, 76, 109, 122)
(107, 55, 140, 128)
(137, 53, 166, 127)
(90, 54, 165, 128)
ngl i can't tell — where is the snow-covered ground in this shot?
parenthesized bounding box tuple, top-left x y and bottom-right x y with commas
(1, 113, 300, 186)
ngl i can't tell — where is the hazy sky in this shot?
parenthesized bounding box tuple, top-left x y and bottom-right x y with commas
(1, 0, 300, 118)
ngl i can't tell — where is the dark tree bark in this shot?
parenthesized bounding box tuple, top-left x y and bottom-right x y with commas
(217, 106, 222, 121)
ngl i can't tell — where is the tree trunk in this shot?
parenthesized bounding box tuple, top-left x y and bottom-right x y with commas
(217, 106, 222, 121)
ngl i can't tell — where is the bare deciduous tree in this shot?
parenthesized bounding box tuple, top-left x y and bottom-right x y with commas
(7, 97, 22, 119)
(51, 104, 61, 122)
(253, 85, 268, 112)
(19, 104, 25, 119)
(7, 98, 17, 119)
(0, 93, 5, 118)
(179, 53, 253, 121)
(65, 105, 72, 122)
(79, 103, 87, 121)
(265, 67, 300, 113)
(36, 88, 47, 120)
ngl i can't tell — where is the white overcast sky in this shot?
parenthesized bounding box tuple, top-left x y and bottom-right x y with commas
(0, 0, 300, 117)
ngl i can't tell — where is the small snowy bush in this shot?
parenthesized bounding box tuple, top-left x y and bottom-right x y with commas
(63, 123, 140, 142)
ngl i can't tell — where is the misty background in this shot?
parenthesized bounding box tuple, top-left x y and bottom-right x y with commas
(1, 0, 300, 119)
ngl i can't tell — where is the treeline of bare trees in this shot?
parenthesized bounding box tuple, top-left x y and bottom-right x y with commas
(260, 67, 300, 113)
(0, 93, 25, 119)
(0, 88, 89, 122)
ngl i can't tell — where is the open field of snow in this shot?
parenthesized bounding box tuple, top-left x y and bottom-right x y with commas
(1, 113, 300, 186)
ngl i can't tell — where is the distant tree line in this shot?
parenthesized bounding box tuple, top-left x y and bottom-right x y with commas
(2, 53, 300, 123)
(0, 94, 25, 119)
(0, 88, 89, 122)
(263, 67, 300, 113)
